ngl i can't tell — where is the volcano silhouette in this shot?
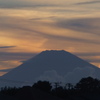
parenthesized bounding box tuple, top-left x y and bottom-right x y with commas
(1, 50, 100, 85)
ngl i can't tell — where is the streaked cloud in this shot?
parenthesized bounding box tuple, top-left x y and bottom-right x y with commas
(86, 59, 100, 63)
(0, 52, 37, 75)
(0, 46, 15, 49)
(0, 52, 37, 61)
(75, 0, 100, 5)
(0, 0, 70, 8)
(55, 18, 100, 35)
(75, 52, 100, 57)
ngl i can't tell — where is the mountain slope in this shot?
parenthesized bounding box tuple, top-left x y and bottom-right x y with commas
(1, 50, 100, 85)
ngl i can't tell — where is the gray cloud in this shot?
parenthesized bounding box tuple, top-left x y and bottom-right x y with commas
(13, 22, 100, 44)
(75, 0, 100, 5)
(65, 67, 96, 83)
(37, 70, 64, 82)
(74, 52, 100, 63)
(55, 18, 100, 36)
(0, 0, 55, 9)
(1, 13, 100, 45)
(12, 29, 100, 44)
(30, 16, 55, 21)
(85, 59, 100, 63)
(75, 52, 100, 56)
(0, 4, 55, 9)
(1, 17, 99, 45)
(31, 30, 100, 44)
(36, 66, 97, 83)
(44, 33, 100, 44)
(0, 52, 37, 74)
(0, 52, 37, 61)
(0, 46, 16, 49)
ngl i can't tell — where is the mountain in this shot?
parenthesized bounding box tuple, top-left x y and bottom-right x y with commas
(1, 50, 100, 86)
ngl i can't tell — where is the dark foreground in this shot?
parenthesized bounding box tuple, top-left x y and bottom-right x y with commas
(1, 77, 100, 100)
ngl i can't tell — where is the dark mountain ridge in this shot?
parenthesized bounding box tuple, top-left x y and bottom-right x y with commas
(1, 50, 100, 86)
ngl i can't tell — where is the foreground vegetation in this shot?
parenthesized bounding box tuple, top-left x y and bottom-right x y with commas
(1, 77, 100, 100)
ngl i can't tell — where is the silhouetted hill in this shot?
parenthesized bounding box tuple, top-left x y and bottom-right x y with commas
(1, 50, 100, 87)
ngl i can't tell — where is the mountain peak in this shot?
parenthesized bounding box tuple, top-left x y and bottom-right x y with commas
(40, 50, 68, 55)
(37, 50, 74, 59)
(41, 50, 66, 52)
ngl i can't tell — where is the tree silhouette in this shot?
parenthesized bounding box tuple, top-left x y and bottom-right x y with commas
(1, 77, 100, 100)
(65, 83, 73, 90)
(0, 86, 19, 96)
(32, 81, 52, 92)
(75, 77, 100, 92)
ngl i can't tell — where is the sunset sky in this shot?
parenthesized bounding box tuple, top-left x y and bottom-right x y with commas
(0, 0, 100, 76)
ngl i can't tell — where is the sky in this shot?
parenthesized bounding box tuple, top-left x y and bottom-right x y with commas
(0, 0, 100, 76)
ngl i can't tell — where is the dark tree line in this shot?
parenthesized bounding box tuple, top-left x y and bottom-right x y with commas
(1, 77, 100, 100)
